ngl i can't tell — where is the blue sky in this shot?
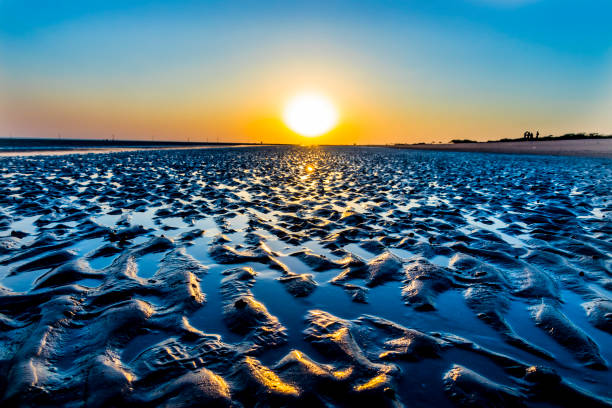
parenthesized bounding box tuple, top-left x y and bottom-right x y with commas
(1, 0, 611, 143)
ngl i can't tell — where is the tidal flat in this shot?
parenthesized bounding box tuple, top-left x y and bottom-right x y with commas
(0, 146, 610, 407)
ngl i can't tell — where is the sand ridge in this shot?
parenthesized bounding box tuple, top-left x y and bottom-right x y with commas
(0, 146, 610, 406)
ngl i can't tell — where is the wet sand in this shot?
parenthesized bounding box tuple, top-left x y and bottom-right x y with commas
(0, 146, 610, 407)
(398, 139, 612, 158)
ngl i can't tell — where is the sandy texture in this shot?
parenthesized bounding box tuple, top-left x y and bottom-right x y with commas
(0, 146, 610, 407)
(398, 139, 612, 158)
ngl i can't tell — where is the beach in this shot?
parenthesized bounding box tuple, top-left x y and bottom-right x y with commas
(0, 146, 610, 407)
(397, 138, 612, 158)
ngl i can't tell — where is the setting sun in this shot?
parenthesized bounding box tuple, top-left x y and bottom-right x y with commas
(283, 92, 339, 137)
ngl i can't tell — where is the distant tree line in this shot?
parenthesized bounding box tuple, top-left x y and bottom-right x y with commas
(490, 132, 612, 143)
(446, 132, 612, 144)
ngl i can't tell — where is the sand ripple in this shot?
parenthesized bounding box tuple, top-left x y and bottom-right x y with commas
(0, 146, 610, 406)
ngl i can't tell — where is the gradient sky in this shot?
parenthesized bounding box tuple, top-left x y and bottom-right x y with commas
(1, 0, 611, 144)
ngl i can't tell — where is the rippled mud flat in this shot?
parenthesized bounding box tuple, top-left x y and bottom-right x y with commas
(0, 146, 610, 407)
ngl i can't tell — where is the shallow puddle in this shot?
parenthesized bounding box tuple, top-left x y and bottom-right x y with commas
(0, 146, 610, 406)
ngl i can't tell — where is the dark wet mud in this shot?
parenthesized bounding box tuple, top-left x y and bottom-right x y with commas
(0, 146, 610, 407)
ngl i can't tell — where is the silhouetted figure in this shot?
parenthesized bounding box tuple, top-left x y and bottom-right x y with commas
(536, 131, 539, 140)
(524, 131, 529, 140)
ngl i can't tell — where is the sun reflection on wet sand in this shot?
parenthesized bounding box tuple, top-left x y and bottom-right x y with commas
(0, 146, 610, 406)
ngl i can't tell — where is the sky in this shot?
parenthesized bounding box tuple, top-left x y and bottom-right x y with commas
(1, 0, 611, 144)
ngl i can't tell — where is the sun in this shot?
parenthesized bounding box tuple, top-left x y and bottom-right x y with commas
(283, 92, 339, 137)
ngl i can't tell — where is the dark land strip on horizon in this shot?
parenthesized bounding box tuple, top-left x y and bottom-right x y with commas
(0, 137, 266, 152)
(392, 138, 612, 159)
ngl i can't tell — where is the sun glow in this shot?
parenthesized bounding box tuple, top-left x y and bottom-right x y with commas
(283, 92, 339, 137)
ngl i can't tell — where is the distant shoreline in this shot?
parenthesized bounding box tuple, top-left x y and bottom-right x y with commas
(0, 137, 258, 151)
(394, 139, 612, 158)
(0, 137, 272, 157)
(2, 137, 612, 159)
(0, 144, 259, 158)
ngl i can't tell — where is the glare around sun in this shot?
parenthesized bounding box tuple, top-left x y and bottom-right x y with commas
(283, 92, 339, 137)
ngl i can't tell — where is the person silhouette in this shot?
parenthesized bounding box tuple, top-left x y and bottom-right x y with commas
(536, 131, 539, 140)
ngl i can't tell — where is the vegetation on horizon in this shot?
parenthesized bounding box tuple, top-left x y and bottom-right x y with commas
(454, 132, 612, 144)
(489, 132, 612, 143)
